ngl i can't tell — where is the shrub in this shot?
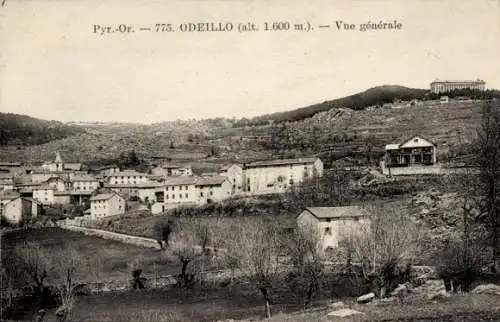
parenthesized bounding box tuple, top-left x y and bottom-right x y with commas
(435, 239, 484, 293)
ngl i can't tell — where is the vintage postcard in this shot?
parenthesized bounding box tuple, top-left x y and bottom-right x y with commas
(0, 0, 499, 321)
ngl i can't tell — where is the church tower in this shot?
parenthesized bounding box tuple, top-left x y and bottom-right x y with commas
(55, 151, 63, 172)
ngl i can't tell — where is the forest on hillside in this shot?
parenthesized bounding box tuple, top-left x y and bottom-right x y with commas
(0, 113, 86, 146)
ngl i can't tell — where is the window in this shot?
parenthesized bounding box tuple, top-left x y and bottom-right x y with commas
(179, 194, 182, 199)
(172, 194, 175, 199)
(209, 191, 213, 196)
(200, 192, 204, 197)
(185, 186, 188, 190)
(413, 138, 418, 143)
(185, 193, 188, 198)
(324, 227, 332, 235)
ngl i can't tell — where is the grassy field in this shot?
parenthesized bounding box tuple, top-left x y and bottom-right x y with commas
(28, 288, 500, 322)
(1, 227, 180, 282)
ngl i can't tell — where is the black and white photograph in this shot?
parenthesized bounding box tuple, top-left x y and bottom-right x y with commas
(0, 0, 499, 321)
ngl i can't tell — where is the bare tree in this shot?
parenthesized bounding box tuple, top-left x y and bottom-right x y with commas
(12, 241, 50, 297)
(475, 101, 500, 271)
(228, 217, 282, 318)
(49, 246, 85, 322)
(344, 206, 422, 296)
(153, 218, 176, 249)
(286, 223, 324, 308)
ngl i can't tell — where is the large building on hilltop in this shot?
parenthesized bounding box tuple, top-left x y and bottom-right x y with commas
(430, 79, 486, 94)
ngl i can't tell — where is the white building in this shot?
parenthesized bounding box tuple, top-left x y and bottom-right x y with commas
(430, 79, 486, 94)
(151, 164, 193, 177)
(381, 135, 439, 176)
(243, 157, 324, 195)
(196, 175, 232, 204)
(45, 176, 69, 192)
(220, 164, 244, 195)
(41, 151, 64, 172)
(0, 173, 14, 191)
(137, 181, 166, 204)
(93, 165, 121, 176)
(32, 185, 56, 205)
(164, 176, 197, 207)
(0, 195, 41, 225)
(71, 174, 100, 192)
(296, 206, 371, 250)
(107, 170, 148, 185)
(89, 192, 126, 219)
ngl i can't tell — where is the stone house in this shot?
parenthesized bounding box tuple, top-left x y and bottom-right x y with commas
(296, 206, 371, 250)
(195, 175, 232, 204)
(220, 164, 244, 195)
(0, 196, 41, 225)
(243, 157, 324, 195)
(89, 192, 126, 219)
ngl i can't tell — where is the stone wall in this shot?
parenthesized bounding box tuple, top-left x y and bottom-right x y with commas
(57, 222, 161, 249)
(380, 161, 443, 176)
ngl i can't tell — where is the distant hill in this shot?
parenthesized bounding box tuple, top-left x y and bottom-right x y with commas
(0, 113, 86, 145)
(234, 85, 429, 126)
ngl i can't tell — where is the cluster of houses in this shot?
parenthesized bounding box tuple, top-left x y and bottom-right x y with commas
(0, 152, 324, 225)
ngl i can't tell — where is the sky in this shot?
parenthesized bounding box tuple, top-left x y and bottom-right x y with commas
(0, 0, 499, 124)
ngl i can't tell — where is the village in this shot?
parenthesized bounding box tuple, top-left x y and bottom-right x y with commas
(0, 132, 462, 251)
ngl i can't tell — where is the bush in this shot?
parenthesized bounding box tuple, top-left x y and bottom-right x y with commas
(435, 239, 484, 293)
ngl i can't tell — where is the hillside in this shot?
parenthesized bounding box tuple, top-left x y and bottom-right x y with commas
(264, 100, 486, 167)
(0, 112, 86, 146)
(234, 85, 429, 126)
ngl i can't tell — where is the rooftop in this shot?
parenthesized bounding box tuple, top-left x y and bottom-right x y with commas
(90, 193, 120, 201)
(302, 206, 370, 219)
(108, 170, 147, 177)
(93, 164, 119, 171)
(385, 135, 437, 150)
(64, 163, 82, 171)
(164, 176, 197, 186)
(33, 185, 57, 190)
(195, 175, 228, 186)
(71, 174, 98, 182)
(245, 157, 319, 168)
(431, 79, 486, 84)
(0, 162, 22, 167)
(54, 190, 93, 196)
(0, 190, 21, 201)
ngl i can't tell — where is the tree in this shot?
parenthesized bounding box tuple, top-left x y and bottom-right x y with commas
(228, 218, 282, 318)
(286, 223, 324, 308)
(50, 246, 85, 322)
(475, 101, 500, 271)
(12, 241, 50, 298)
(167, 219, 219, 289)
(154, 218, 176, 249)
(8, 242, 86, 321)
(344, 206, 422, 297)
